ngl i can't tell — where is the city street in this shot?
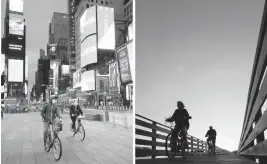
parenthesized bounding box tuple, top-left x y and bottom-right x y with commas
(1, 111, 133, 164)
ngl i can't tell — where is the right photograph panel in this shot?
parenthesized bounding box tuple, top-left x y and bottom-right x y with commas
(135, 0, 267, 163)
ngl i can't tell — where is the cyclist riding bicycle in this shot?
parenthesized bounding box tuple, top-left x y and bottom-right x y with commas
(41, 95, 62, 150)
(70, 98, 83, 132)
(205, 126, 217, 149)
(166, 101, 191, 151)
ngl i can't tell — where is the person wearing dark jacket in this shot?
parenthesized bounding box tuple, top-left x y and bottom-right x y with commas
(166, 101, 191, 150)
(70, 98, 83, 131)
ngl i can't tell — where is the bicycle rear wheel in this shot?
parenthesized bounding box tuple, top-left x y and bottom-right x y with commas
(53, 136, 62, 161)
(77, 124, 85, 141)
(165, 132, 177, 159)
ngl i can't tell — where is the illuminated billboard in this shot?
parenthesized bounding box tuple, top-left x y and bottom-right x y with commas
(117, 46, 132, 84)
(9, 13, 24, 36)
(47, 44, 57, 57)
(25, 56, 28, 80)
(127, 41, 134, 82)
(128, 22, 133, 41)
(50, 60, 60, 89)
(80, 6, 96, 42)
(73, 69, 81, 89)
(8, 59, 23, 82)
(9, 0, 24, 13)
(109, 61, 120, 93)
(81, 70, 95, 91)
(97, 6, 115, 50)
(81, 34, 97, 68)
(61, 65, 70, 76)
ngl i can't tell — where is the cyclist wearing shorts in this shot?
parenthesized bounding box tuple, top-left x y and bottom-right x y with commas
(166, 101, 191, 150)
(70, 98, 83, 131)
(41, 95, 62, 150)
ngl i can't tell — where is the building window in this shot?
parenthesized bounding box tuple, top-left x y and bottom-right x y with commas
(105, 1, 108, 5)
(101, 1, 103, 4)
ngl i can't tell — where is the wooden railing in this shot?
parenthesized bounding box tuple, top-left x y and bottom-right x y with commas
(238, 2, 267, 163)
(135, 114, 230, 159)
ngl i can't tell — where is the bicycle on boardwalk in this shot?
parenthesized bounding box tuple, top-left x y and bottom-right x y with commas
(70, 114, 86, 141)
(165, 116, 192, 159)
(205, 126, 217, 156)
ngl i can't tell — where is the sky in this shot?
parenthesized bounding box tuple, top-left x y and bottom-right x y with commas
(136, 0, 265, 151)
(1, 0, 67, 92)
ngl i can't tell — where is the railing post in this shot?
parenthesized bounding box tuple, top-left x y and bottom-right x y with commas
(152, 121, 156, 159)
(191, 136, 193, 152)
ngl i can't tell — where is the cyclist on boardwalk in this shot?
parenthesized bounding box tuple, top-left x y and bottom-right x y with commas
(41, 95, 62, 150)
(205, 126, 217, 149)
(166, 101, 191, 151)
(70, 98, 83, 132)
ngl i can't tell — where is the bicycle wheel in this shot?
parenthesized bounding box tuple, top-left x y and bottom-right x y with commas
(77, 124, 85, 141)
(46, 132, 52, 152)
(165, 132, 177, 159)
(53, 136, 62, 161)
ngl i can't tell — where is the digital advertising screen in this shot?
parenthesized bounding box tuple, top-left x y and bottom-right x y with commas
(81, 34, 97, 68)
(128, 22, 133, 41)
(9, 0, 24, 13)
(80, 6, 96, 42)
(127, 41, 134, 82)
(61, 65, 70, 76)
(8, 59, 23, 82)
(117, 46, 132, 84)
(81, 70, 95, 91)
(25, 56, 28, 80)
(9, 13, 24, 36)
(73, 69, 81, 89)
(109, 61, 120, 93)
(47, 44, 57, 56)
(97, 6, 115, 50)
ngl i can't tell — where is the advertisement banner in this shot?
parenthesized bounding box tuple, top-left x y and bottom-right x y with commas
(9, 0, 24, 13)
(50, 60, 60, 89)
(7, 35, 24, 58)
(47, 44, 57, 57)
(73, 69, 81, 89)
(81, 34, 97, 68)
(127, 41, 134, 82)
(97, 6, 115, 50)
(109, 61, 119, 93)
(117, 47, 132, 84)
(9, 13, 24, 36)
(81, 70, 95, 92)
(80, 6, 96, 42)
(61, 65, 70, 76)
(96, 76, 109, 92)
(8, 59, 23, 82)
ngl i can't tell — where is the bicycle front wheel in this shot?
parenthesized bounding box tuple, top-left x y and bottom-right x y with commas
(53, 136, 62, 161)
(165, 132, 177, 159)
(78, 124, 85, 141)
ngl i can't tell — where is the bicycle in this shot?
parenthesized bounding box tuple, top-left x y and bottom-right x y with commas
(70, 115, 86, 141)
(207, 139, 216, 156)
(165, 116, 192, 159)
(45, 120, 63, 161)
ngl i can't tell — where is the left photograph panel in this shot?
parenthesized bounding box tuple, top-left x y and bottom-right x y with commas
(1, 0, 134, 163)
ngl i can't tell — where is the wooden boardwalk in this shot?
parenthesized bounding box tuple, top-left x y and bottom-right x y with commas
(136, 155, 257, 164)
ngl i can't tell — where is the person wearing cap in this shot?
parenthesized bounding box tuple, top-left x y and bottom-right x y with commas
(205, 126, 217, 149)
(41, 95, 62, 150)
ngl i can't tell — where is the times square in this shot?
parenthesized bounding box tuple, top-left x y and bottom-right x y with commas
(1, 0, 133, 163)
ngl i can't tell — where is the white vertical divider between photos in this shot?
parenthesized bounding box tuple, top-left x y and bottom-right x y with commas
(133, 0, 136, 163)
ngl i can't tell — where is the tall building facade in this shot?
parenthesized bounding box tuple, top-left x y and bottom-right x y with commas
(48, 12, 71, 92)
(73, 0, 114, 70)
(2, 0, 27, 103)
